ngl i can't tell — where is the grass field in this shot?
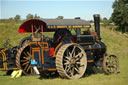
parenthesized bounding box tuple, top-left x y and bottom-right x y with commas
(0, 58, 128, 85)
(0, 23, 128, 85)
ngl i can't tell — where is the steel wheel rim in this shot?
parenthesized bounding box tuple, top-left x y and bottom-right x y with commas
(16, 44, 34, 75)
(62, 44, 87, 79)
(103, 55, 119, 74)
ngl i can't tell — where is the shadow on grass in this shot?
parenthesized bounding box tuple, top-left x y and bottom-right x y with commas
(83, 64, 104, 77)
(0, 64, 120, 79)
(39, 71, 60, 79)
(38, 65, 105, 80)
(0, 70, 13, 76)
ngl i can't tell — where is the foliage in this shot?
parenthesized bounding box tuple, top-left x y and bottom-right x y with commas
(26, 14, 40, 20)
(111, 0, 128, 33)
(0, 13, 41, 24)
(56, 16, 64, 19)
(0, 18, 21, 24)
(26, 14, 34, 20)
(34, 14, 40, 19)
(14, 15, 21, 23)
(89, 20, 93, 23)
(0, 19, 11, 23)
(102, 17, 109, 28)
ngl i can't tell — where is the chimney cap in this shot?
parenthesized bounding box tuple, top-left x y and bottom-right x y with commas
(93, 14, 100, 18)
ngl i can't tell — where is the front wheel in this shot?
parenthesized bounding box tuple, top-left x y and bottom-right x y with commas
(103, 55, 119, 75)
(56, 43, 87, 79)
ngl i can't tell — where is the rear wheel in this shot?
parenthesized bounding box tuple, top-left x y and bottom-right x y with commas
(103, 55, 119, 75)
(19, 37, 32, 48)
(56, 43, 87, 79)
(16, 44, 34, 75)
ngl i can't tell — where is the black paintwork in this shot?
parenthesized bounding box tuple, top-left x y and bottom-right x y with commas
(0, 48, 17, 70)
(94, 14, 101, 40)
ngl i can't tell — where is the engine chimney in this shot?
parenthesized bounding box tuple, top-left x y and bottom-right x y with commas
(93, 14, 101, 40)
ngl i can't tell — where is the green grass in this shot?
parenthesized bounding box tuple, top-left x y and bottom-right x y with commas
(0, 58, 128, 85)
(0, 23, 128, 85)
(101, 27, 128, 58)
(0, 23, 54, 48)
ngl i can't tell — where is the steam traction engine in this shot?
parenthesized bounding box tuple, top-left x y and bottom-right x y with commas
(16, 14, 119, 79)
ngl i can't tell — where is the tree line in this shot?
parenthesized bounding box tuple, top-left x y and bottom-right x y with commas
(111, 0, 128, 33)
(0, 14, 41, 23)
(0, 14, 64, 24)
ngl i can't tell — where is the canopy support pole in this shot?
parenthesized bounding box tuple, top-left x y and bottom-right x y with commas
(41, 25, 43, 41)
(32, 24, 34, 37)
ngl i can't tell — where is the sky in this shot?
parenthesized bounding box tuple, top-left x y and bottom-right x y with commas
(0, 0, 115, 20)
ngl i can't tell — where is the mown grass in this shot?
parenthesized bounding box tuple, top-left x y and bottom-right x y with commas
(0, 23, 55, 48)
(0, 23, 128, 85)
(101, 27, 128, 58)
(0, 58, 128, 85)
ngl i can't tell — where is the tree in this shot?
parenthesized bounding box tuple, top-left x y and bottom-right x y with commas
(111, 0, 128, 33)
(103, 17, 109, 27)
(89, 20, 93, 23)
(56, 16, 64, 19)
(34, 14, 40, 19)
(8, 17, 14, 23)
(14, 15, 20, 23)
(26, 14, 33, 20)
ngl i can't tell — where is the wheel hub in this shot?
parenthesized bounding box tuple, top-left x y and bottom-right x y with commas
(70, 58, 76, 65)
(108, 63, 114, 68)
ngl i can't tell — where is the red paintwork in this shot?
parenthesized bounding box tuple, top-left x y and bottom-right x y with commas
(49, 48, 55, 57)
(19, 28, 27, 33)
(18, 19, 55, 33)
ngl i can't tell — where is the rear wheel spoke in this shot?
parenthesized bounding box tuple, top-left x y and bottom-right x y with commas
(21, 59, 28, 62)
(22, 61, 29, 66)
(24, 64, 29, 71)
(26, 65, 31, 72)
(27, 51, 31, 57)
(66, 49, 69, 56)
(24, 52, 28, 57)
(75, 52, 83, 59)
(74, 67, 79, 74)
(71, 46, 76, 56)
(67, 66, 71, 72)
(64, 62, 69, 65)
(23, 57, 30, 60)
(65, 56, 70, 60)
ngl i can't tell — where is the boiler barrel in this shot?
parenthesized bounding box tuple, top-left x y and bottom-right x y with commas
(83, 41, 106, 56)
(93, 42, 106, 56)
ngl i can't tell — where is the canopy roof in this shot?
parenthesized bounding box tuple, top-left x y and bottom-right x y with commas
(18, 19, 91, 33)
